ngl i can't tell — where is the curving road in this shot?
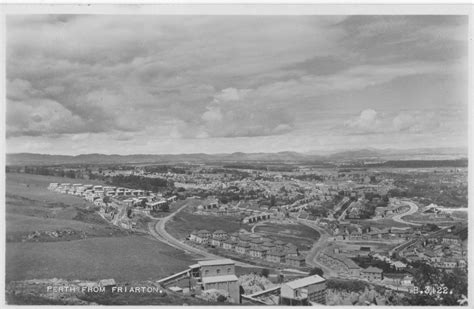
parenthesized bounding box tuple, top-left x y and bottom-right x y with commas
(391, 199, 421, 226)
(150, 201, 217, 258)
(297, 219, 337, 278)
(149, 199, 261, 267)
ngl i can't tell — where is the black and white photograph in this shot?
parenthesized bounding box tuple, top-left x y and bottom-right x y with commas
(3, 4, 471, 306)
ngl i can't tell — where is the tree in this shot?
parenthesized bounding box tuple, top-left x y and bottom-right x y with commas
(309, 267, 324, 276)
(66, 170, 76, 179)
(140, 199, 147, 208)
(160, 203, 170, 212)
(103, 196, 111, 205)
(261, 268, 270, 278)
(270, 195, 276, 207)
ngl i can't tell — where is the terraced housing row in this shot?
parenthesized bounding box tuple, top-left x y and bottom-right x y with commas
(189, 230, 306, 268)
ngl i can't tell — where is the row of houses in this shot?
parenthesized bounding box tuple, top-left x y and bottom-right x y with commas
(401, 248, 466, 270)
(48, 183, 152, 199)
(332, 227, 414, 242)
(194, 199, 273, 223)
(189, 230, 306, 268)
(400, 225, 467, 270)
(48, 182, 176, 212)
(195, 200, 243, 217)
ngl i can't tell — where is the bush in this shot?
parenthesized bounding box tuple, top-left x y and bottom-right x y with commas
(309, 267, 324, 276)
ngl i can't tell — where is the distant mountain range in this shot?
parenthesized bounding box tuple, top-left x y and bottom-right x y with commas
(6, 147, 467, 166)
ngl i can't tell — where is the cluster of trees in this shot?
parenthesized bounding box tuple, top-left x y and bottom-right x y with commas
(144, 165, 187, 174)
(309, 267, 324, 276)
(222, 163, 295, 172)
(9, 165, 82, 179)
(367, 159, 468, 168)
(202, 168, 251, 178)
(215, 191, 241, 204)
(407, 261, 467, 306)
(351, 256, 405, 274)
(292, 174, 324, 182)
(355, 194, 388, 219)
(108, 175, 172, 192)
(364, 192, 389, 204)
(389, 181, 467, 208)
(308, 205, 329, 218)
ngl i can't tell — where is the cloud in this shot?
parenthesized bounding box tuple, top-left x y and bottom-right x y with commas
(178, 87, 295, 138)
(339, 16, 468, 64)
(7, 78, 42, 101)
(7, 99, 86, 137)
(345, 109, 381, 132)
(345, 109, 440, 135)
(5, 15, 468, 153)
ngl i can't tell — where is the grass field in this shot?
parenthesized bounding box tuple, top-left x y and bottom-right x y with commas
(6, 235, 194, 282)
(6, 173, 127, 241)
(404, 213, 459, 223)
(167, 210, 320, 250)
(6, 173, 105, 203)
(254, 223, 320, 250)
(166, 211, 250, 240)
(5, 173, 194, 283)
(350, 218, 413, 230)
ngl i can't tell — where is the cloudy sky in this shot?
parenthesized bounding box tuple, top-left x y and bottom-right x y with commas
(6, 15, 468, 155)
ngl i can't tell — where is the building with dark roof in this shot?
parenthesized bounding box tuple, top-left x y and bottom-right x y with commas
(286, 255, 306, 268)
(266, 250, 286, 264)
(235, 242, 251, 255)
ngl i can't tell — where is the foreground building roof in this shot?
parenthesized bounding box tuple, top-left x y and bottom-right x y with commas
(202, 275, 238, 284)
(284, 275, 326, 289)
(198, 259, 235, 266)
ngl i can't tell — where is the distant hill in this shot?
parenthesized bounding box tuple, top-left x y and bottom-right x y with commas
(365, 159, 468, 168)
(327, 149, 382, 160)
(6, 152, 316, 166)
(6, 147, 467, 166)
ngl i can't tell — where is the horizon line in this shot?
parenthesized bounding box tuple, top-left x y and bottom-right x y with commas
(5, 146, 468, 157)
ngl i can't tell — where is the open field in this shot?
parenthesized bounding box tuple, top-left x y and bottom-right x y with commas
(451, 211, 468, 220)
(6, 173, 105, 202)
(349, 219, 413, 230)
(166, 211, 250, 240)
(404, 213, 457, 223)
(6, 235, 194, 282)
(6, 173, 195, 283)
(254, 222, 320, 250)
(6, 173, 127, 241)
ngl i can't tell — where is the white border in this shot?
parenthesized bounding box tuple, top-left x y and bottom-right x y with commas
(0, 3, 472, 14)
(0, 3, 472, 309)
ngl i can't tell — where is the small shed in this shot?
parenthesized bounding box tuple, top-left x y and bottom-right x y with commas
(98, 278, 117, 292)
